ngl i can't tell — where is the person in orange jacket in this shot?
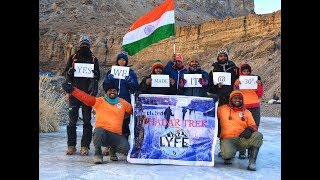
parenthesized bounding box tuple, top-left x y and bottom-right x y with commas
(233, 63, 264, 159)
(217, 90, 263, 171)
(62, 81, 133, 164)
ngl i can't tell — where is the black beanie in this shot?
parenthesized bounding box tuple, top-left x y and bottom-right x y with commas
(103, 82, 119, 92)
(241, 64, 252, 73)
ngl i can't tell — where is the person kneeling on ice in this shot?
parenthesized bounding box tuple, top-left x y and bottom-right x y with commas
(217, 90, 263, 171)
(62, 81, 132, 164)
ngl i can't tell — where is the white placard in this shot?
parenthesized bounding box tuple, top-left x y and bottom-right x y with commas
(184, 74, 202, 87)
(111, 66, 130, 79)
(151, 75, 170, 87)
(239, 76, 258, 89)
(74, 63, 94, 78)
(212, 72, 231, 85)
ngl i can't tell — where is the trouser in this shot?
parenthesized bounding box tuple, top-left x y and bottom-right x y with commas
(122, 113, 131, 139)
(247, 107, 261, 127)
(93, 127, 130, 154)
(67, 95, 92, 148)
(220, 132, 263, 159)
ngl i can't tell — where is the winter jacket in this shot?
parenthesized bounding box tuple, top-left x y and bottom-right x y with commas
(208, 60, 239, 104)
(182, 69, 210, 97)
(217, 104, 257, 139)
(70, 88, 133, 135)
(164, 60, 188, 95)
(103, 68, 139, 103)
(233, 63, 263, 108)
(63, 49, 100, 93)
(139, 73, 176, 95)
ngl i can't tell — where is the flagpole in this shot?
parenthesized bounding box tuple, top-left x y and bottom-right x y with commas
(173, 35, 176, 55)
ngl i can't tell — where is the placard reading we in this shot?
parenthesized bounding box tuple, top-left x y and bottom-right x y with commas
(111, 66, 130, 79)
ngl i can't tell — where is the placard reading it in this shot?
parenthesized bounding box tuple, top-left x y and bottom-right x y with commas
(212, 72, 231, 85)
(184, 74, 202, 87)
(239, 76, 258, 89)
(151, 75, 170, 87)
(111, 66, 130, 79)
(74, 63, 94, 78)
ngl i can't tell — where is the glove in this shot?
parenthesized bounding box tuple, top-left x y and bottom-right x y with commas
(198, 78, 208, 86)
(66, 68, 76, 82)
(239, 126, 254, 139)
(62, 81, 74, 94)
(92, 70, 99, 79)
(107, 74, 114, 81)
(88, 79, 98, 96)
(207, 93, 219, 102)
(125, 76, 132, 83)
(179, 79, 187, 88)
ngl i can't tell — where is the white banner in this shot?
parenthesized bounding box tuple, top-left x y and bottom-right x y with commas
(212, 72, 231, 85)
(111, 66, 130, 79)
(151, 74, 170, 87)
(184, 74, 202, 87)
(73, 63, 94, 78)
(239, 76, 258, 89)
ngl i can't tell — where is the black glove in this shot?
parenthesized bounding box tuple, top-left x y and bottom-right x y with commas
(92, 70, 99, 79)
(62, 81, 74, 94)
(88, 79, 98, 96)
(207, 93, 219, 102)
(239, 126, 254, 139)
(66, 68, 76, 82)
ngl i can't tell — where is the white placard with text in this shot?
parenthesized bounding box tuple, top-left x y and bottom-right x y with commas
(239, 76, 258, 89)
(151, 75, 170, 87)
(111, 66, 130, 79)
(212, 72, 231, 85)
(184, 74, 202, 87)
(74, 63, 94, 78)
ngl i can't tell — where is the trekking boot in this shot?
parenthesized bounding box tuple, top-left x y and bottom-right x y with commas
(66, 146, 76, 155)
(223, 158, 232, 165)
(238, 150, 246, 159)
(102, 147, 110, 156)
(109, 147, 118, 161)
(94, 147, 103, 164)
(80, 147, 89, 156)
(247, 147, 260, 171)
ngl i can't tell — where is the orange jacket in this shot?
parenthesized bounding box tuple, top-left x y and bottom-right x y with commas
(71, 88, 133, 135)
(217, 104, 257, 139)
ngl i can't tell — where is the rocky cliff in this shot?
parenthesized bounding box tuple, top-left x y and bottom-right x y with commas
(39, 0, 280, 101)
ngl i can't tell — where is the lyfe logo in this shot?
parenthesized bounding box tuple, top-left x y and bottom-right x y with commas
(159, 128, 189, 158)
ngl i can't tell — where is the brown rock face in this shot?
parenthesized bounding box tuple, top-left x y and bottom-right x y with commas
(39, 0, 280, 101)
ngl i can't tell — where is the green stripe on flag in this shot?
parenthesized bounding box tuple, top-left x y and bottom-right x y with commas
(123, 24, 174, 56)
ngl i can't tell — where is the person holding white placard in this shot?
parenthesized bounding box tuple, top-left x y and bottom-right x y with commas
(208, 49, 239, 106)
(62, 34, 100, 156)
(233, 63, 263, 159)
(179, 54, 210, 97)
(102, 52, 139, 157)
(138, 59, 175, 95)
(164, 53, 188, 95)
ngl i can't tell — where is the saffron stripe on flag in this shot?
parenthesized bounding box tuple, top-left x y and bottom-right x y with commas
(129, 0, 174, 31)
(123, 11, 174, 46)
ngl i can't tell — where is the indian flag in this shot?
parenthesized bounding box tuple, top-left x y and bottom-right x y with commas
(122, 0, 175, 56)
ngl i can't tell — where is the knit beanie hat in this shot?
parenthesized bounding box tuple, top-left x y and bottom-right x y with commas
(103, 82, 119, 92)
(175, 53, 183, 63)
(79, 34, 92, 47)
(240, 64, 252, 73)
(116, 52, 128, 66)
(229, 90, 244, 100)
(151, 59, 164, 72)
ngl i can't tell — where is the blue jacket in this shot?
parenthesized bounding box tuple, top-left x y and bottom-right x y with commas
(103, 68, 139, 103)
(182, 69, 210, 97)
(164, 60, 188, 95)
